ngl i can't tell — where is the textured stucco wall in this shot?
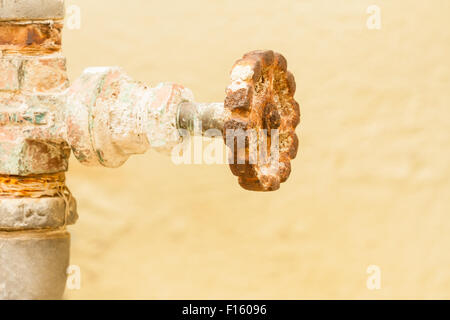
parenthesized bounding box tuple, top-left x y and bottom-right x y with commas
(62, 0, 449, 299)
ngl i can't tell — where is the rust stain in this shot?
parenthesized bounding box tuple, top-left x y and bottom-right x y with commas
(0, 172, 66, 198)
(0, 22, 62, 55)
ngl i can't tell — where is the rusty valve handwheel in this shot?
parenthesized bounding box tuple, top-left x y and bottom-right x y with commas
(177, 50, 300, 191)
(223, 50, 300, 191)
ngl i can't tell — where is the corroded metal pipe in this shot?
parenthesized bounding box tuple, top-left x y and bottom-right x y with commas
(0, 0, 301, 300)
(0, 0, 73, 300)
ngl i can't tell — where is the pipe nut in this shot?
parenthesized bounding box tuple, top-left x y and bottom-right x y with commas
(66, 67, 152, 167)
(0, 0, 65, 21)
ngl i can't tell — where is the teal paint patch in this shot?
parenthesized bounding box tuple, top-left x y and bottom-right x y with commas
(34, 112, 47, 125)
(0, 110, 48, 126)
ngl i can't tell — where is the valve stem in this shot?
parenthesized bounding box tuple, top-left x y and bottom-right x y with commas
(177, 102, 231, 136)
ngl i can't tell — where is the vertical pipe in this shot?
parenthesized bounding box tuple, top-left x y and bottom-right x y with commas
(0, 231, 70, 299)
(0, 0, 73, 300)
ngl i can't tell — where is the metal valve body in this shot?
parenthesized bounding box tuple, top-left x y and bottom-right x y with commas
(0, 0, 300, 299)
(0, 1, 193, 299)
(0, 1, 202, 299)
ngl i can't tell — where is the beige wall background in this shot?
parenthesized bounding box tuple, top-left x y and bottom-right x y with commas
(63, 0, 450, 299)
